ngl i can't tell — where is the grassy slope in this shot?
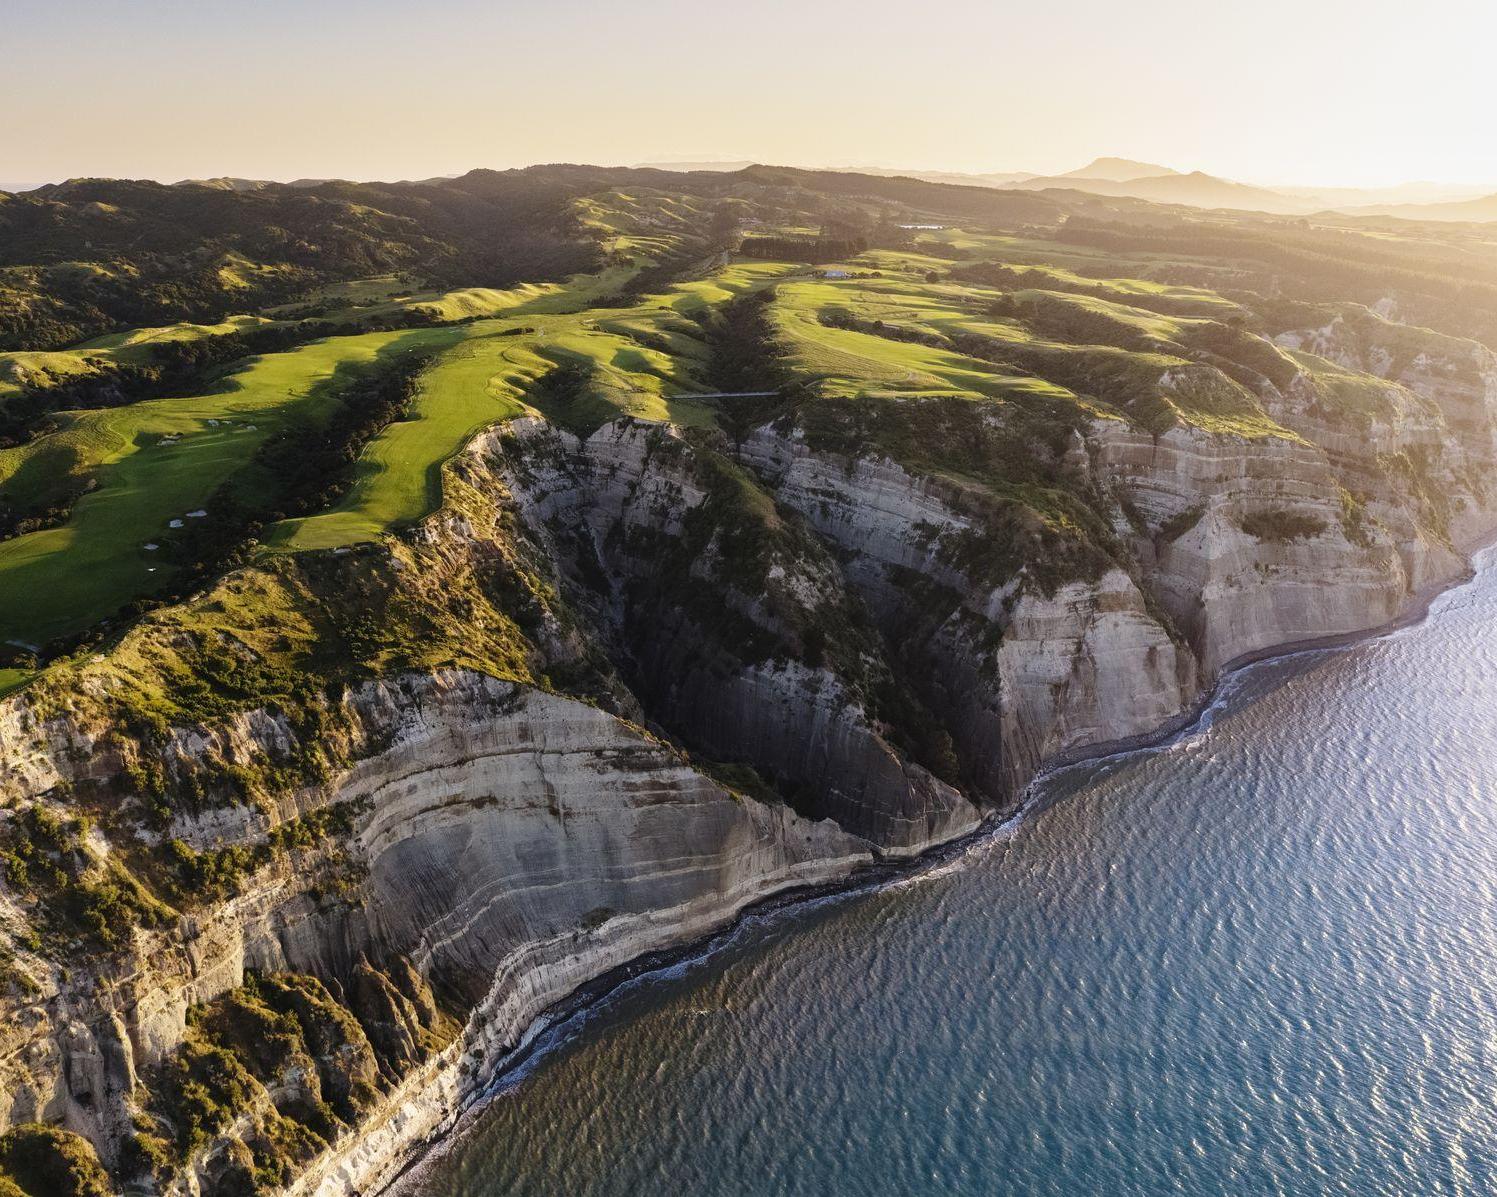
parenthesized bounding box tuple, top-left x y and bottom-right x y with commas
(266, 323, 533, 550)
(0, 328, 458, 645)
(6, 189, 1473, 680)
(267, 262, 796, 551)
(0, 316, 275, 402)
(0, 237, 1290, 639)
(755, 250, 1287, 437)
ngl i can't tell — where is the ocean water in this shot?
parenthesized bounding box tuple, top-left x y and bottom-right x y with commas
(415, 558, 1497, 1197)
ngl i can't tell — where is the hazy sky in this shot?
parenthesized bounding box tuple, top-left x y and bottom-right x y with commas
(6, 0, 1496, 190)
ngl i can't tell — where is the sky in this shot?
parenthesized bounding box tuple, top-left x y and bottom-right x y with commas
(5, 0, 1497, 192)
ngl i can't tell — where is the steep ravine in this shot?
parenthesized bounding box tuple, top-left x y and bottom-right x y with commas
(0, 318, 1494, 1195)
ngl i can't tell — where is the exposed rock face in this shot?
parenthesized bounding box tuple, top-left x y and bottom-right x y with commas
(1085, 421, 1412, 675)
(273, 677, 870, 1197)
(479, 417, 980, 852)
(738, 427, 1198, 797)
(0, 675, 869, 1197)
(1272, 310, 1497, 550)
(2, 310, 1497, 1197)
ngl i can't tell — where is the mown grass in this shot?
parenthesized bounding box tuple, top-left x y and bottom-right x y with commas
(0, 667, 31, 696)
(268, 258, 794, 551)
(313, 243, 1302, 509)
(0, 328, 455, 646)
(0, 207, 1410, 657)
(267, 324, 532, 549)
(269, 304, 721, 550)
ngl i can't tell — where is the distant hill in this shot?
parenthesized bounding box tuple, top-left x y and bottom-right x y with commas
(635, 160, 758, 173)
(1006, 168, 1307, 214)
(174, 176, 272, 191)
(834, 166, 1036, 187)
(1111, 171, 1306, 212)
(1056, 157, 1179, 181)
(0, 163, 1091, 352)
(637, 162, 1039, 187)
(1338, 192, 1497, 223)
(174, 176, 340, 191)
(0, 167, 641, 350)
(1277, 181, 1497, 208)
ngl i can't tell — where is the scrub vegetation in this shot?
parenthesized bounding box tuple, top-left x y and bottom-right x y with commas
(1, 162, 1496, 1196)
(1, 165, 1490, 675)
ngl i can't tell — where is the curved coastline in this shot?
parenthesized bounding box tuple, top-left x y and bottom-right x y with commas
(379, 534, 1497, 1195)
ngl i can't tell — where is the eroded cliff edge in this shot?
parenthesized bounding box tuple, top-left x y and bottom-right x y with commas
(0, 309, 1494, 1197)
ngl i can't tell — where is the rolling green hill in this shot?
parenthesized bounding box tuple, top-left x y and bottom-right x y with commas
(1, 163, 1495, 686)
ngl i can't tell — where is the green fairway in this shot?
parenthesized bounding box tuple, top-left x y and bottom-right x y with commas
(0, 667, 31, 697)
(0, 327, 452, 645)
(272, 247, 1269, 560)
(269, 306, 717, 551)
(0, 209, 1329, 651)
(268, 323, 535, 550)
(266, 247, 787, 552)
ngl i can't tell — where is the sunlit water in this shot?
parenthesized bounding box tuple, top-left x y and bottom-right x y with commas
(413, 557, 1497, 1196)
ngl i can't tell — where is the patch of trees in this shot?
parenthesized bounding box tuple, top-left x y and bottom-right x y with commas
(0, 486, 91, 545)
(1176, 320, 1300, 392)
(989, 292, 1155, 352)
(590, 252, 704, 305)
(2, 312, 444, 448)
(818, 309, 951, 349)
(0, 803, 164, 954)
(951, 260, 1218, 321)
(245, 350, 434, 528)
(731, 165, 1061, 226)
(700, 288, 797, 394)
(1238, 509, 1327, 542)
(35, 354, 432, 664)
(738, 235, 868, 264)
(594, 205, 756, 306)
(1058, 218, 1497, 334)
(696, 288, 803, 444)
(911, 238, 973, 261)
(169, 352, 431, 572)
(0, 1124, 111, 1197)
(0, 171, 612, 352)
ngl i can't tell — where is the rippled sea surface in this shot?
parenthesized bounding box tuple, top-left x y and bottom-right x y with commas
(416, 560, 1497, 1197)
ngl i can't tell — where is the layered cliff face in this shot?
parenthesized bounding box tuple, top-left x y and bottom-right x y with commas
(479, 416, 979, 851)
(1073, 310, 1497, 676)
(2, 338, 1493, 1194)
(1084, 421, 1412, 675)
(0, 408, 997, 1197)
(0, 671, 871, 1197)
(5, 205, 1497, 1197)
(736, 426, 1197, 797)
(1272, 307, 1497, 549)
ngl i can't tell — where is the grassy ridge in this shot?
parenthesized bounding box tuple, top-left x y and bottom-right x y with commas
(0, 328, 457, 645)
(267, 258, 801, 550)
(267, 326, 531, 550)
(0, 238, 1305, 648)
(3, 179, 1489, 680)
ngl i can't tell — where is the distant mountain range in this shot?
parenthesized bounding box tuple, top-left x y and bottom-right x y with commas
(636, 156, 1497, 222)
(8, 158, 1496, 224)
(1337, 192, 1497, 222)
(1001, 162, 1305, 213)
